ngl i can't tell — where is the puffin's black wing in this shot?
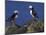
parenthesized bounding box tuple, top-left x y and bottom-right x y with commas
(11, 13, 18, 19)
(32, 8, 37, 16)
(32, 8, 39, 19)
(10, 13, 18, 20)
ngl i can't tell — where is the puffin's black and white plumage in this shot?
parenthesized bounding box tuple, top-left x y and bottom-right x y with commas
(10, 10, 18, 21)
(29, 5, 39, 18)
(32, 8, 39, 18)
(10, 13, 18, 20)
(8, 10, 21, 28)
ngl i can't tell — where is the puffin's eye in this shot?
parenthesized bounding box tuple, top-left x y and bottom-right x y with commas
(14, 10, 19, 13)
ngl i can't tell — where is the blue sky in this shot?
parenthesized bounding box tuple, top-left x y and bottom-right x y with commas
(6, 1, 44, 26)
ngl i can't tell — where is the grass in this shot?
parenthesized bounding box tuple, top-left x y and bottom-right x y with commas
(27, 20, 44, 32)
(6, 19, 44, 34)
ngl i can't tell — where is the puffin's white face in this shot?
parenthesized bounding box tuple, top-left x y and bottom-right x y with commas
(14, 10, 18, 13)
(29, 5, 32, 8)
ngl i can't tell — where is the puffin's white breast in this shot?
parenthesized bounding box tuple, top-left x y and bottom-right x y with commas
(15, 15, 18, 18)
(30, 10, 34, 17)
